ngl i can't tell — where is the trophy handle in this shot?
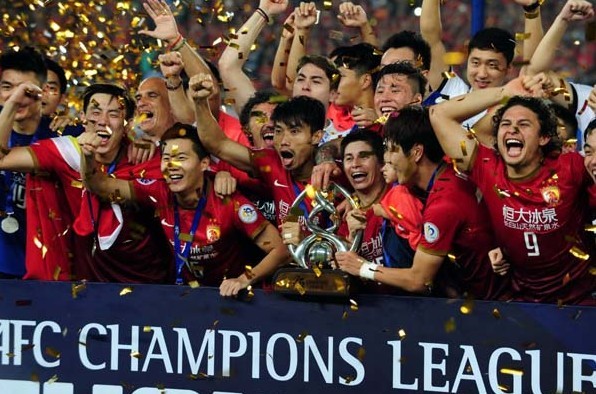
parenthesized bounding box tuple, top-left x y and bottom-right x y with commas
(288, 182, 363, 268)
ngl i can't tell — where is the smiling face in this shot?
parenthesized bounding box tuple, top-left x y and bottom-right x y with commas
(135, 77, 175, 138)
(292, 63, 332, 110)
(496, 105, 549, 178)
(386, 141, 418, 187)
(0, 69, 42, 122)
(343, 140, 384, 195)
(374, 73, 421, 117)
(161, 138, 209, 196)
(41, 69, 65, 116)
(246, 102, 276, 149)
(81, 93, 127, 157)
(466, 49, 509, 91)
(273, 120, 320, 176)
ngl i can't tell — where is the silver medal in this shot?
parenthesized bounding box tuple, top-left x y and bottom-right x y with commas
(1, 215, 19, 234)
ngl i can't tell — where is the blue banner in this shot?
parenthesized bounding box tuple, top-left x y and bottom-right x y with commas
(0, 280, 594, 393)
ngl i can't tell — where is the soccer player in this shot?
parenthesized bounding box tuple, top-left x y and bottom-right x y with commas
(336, 106, 508, 300)
(0, 82, 173, 282)
(430, 81, 596, 305)
(81, 123, 289, 295)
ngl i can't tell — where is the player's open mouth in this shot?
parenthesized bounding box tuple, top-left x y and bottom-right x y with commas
(96, 130, 112, 143)
(380, 106, 397, 116)
(351, 171, 367, 184)
(505, 138, 524, 157)
(262, 129, 274, 147)
(280, 150, 294, 167)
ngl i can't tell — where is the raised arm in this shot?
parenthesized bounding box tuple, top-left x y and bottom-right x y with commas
(525, 0, 594, 76)
(219, 0, 289, 115)
(158, 51, 195, 124)
(79, 132, 133, 202)
(337, 2, 379, 47)
(286, 2, 319, 89)
(271, 12, 296, 94)
(139, 0, 220, 97)
(0, 84, 40, 172)
(514, 0, 544, 68)
(189, 73, 253, 173)
(430, 83, 522, 172)
(420, 0, 447, 91)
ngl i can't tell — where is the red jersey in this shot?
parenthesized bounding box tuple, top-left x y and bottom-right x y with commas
(218, 106, 249, 147)
(132, 179, 269, 286)
(28, 136, 173, 284)
(419, 165, 509, 300)
(327, 103, 355, 132)
(469, 145, 595, 304)
(250, 148, 314, 227)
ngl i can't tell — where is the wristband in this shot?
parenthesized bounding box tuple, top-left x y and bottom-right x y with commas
(171, 37, 187, 52)
(166, 34, 183, 51)
(522, 1, 541, 12)
(359, 261, 377, 280)
(255, 7, 270, 23)
(524, 10, 540, 19)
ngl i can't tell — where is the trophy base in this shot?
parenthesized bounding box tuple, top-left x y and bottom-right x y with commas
(272, 267, 351, 299)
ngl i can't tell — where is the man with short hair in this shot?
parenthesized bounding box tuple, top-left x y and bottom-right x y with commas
(0, 47, 50, 278)
(337, 106, 508, 300)
(0, 82, 173, 282)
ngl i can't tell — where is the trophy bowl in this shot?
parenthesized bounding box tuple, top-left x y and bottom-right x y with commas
(273, 182, 362, 298)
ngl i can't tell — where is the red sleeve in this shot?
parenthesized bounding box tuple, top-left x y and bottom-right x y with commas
(28, 137, 75, 174)
(230, 192, 269, 240)
(131, 178, 170, 209)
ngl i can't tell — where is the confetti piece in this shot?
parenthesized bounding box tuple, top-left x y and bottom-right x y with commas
(349, 298, 358, 311)
(460, 298, 474, 315)
(492, 308, 501, 319)
(296, 331, 309, 342)
(444, 317, 456, 333)
(45, 347, 61, 359)
(443, 52, 466, 66)
(188, 280, 200, 289)
(71, 282, 86, 299)
(130, 351, 143, 359)
(312, 265, 322, 278)
(515, 32, 531, 41)
(569, 246, 589, 261)
(294, 281, 306, 296)
(398, 329, 406, 340)
(500, 368, 524, 376)
(119, 286, 134, 296)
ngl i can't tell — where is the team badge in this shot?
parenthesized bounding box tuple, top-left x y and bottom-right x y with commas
(239, 204, 258, 224)
(540, 185, 560, 206)
(206, 224, 220, 243)
(423, 222, 439, 243)
(135, 178, 156, 185)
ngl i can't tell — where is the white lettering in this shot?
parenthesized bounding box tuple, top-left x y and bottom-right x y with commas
(452, 345, 486, 393)
(107, 324, 139, 372)
(174, 328, 215, 375)
(79, 323, 107, 370)
(339, 337, 364, 386)
(420, 342, 449, 392)
(33, 321, 62, 368)
(304, 336, 333, 383)
(488, 347, 521, 394)
(568, 353, 596, 392)
(266, 333, 297, 381)
(220, 330, 247, 377)
(248, 332, 261, 379)
(11, 320, 36, 365)
(388, 340, 418, 390)
(142, 327, 173, 373)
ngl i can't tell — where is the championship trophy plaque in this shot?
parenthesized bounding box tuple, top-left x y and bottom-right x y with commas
(273, 183, 362, 298)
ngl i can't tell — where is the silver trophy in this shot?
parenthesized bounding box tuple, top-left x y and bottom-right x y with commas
(274, 183, 362, 297)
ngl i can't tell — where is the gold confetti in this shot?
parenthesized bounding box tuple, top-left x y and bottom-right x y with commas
(444, 317, 456, 333)
(569, 246, 589, 261)
(460, 298, 474, 315)
(357, 347, 366, 361)
(460, 141, 468, 156)
(398, 329, 406, 340)
(296, 331, 309, 342)
(304, 184, 316, 200)
(349, 298, 358, 311)
(119, 286, 134, 296)
(188, 280, 200, 288)
(71, 282, 86, 299)
(53, 266, 61, 281)
(143, 326, 152, 332)
(294, 281, 306, 295)
(492, 308, 501, 319)
(312, 265, 322, 277)
(443, 52, 466, 66)
(46, 374, 59, 383)
(179, 232, 193, 242)
(130, 351, 143, 359)
(500, 368, 524, 376)
(45, 347, 61, 359)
